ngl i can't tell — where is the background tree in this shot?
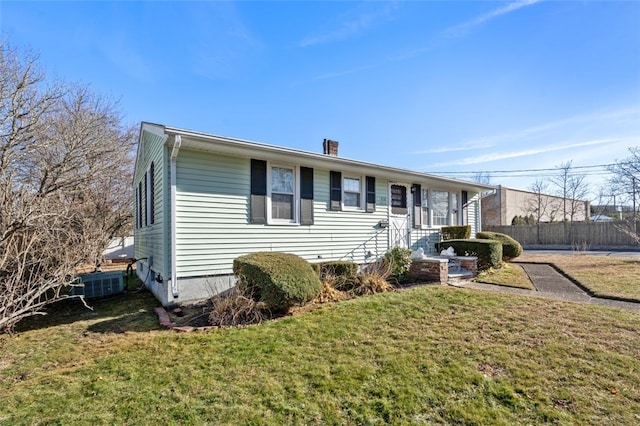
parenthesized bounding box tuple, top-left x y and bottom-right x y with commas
(608, 147, 640, 243)
(548, 161, 591, 245)
(525, 179, 561, 243)
(527, 179, 560, 224)
(0, 41, 136, 333)
(549, 161, 590, 223)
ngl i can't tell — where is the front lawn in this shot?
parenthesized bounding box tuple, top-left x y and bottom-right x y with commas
(2, 286, 639, 425)
(518, 253, 640, 300)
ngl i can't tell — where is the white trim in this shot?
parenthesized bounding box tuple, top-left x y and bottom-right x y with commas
(267, 162, 299, 225)
(342, 175, 364, 210)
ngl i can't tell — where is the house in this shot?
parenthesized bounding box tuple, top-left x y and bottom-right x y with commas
(133, 122, 493, 306)
(482, 185, 590, 228)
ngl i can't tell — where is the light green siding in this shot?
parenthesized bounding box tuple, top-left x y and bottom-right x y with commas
(174, 149, 391, 278)
(133, 129, 167, 290)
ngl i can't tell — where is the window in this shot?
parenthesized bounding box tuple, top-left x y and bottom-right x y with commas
(343, 177, 361, 208)
(421, 188, 430, 226)
(251, 159, 314, 225)
(432, 190, 449, 226)
(271, 166, 295, 221)
(430, 190, 460, 226)
(390, 184, 407, 215)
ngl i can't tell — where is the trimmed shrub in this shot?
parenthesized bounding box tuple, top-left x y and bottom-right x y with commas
(313, 261, 359, 290)
(441, 225, 471, 240)
(476, 231, 523, 261)
(435, 239, 502, 271)
(233, 252, 322, 311)
(384, 246, 413, 283)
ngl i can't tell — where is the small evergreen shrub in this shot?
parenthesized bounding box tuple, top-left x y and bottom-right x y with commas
(476, 231, 523, 261)
(233, 252, 322, 311)
(435, 239, 502, 271)
(384, 246, 413, 283)
(441, 225, 472, 240)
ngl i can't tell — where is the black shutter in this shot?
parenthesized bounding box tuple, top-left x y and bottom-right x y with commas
(412, 184, 421, 228)
(137, 182, 142, 228)
(144, 172, 148, 227)
(135, 186, 139, 229)
(300, 167, 314, 225)
(330, 171, 342, 211)
(366, 176, 375, 213)
(149, 162, 155, 225)
(250, 159, 267, 223)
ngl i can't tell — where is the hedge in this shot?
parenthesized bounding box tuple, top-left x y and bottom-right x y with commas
(435, 239, 502, 271)
(441, 225, 472, 241)
(233, 252, 322, 311)
(476, 231, 523, 261)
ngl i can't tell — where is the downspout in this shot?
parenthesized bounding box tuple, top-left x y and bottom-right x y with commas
(170, 134, 182, 298)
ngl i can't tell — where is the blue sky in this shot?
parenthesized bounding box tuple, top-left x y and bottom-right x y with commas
(2, 0, 639, 200)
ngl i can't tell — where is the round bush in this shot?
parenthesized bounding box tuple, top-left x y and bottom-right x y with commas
(476, 231, 523, 261)
(233, 252, 322, 311)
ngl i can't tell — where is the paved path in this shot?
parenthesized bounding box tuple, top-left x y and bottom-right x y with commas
(454, 262, 640, 312)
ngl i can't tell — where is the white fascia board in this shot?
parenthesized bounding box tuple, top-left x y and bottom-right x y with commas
(159, 124, 495, 193)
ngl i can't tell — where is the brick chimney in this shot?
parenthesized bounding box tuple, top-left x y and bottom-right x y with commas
(323, 139, 339, 156)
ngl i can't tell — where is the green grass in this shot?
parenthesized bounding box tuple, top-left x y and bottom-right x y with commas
(519, 253, 640, 300)
(2, 287, 639, 425)
(475, 263, 535, 289)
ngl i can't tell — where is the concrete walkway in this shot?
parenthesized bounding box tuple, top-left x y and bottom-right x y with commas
(454, 262, 640, 312)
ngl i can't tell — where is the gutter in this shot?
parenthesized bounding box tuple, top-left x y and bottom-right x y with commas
(170, 134, 181, 298)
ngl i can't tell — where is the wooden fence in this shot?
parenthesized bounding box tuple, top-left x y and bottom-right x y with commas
(485, 221, 639, 249)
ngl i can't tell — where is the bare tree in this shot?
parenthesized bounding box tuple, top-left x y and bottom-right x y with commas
(548, 161, 591, 245)
(0, 41, 135, 333)
(527, 179, 560, 224)
(608, 147, 640, 243)
(549, 161, 590, 222)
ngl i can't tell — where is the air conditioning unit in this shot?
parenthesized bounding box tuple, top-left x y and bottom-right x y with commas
(72, 271, 124, 298)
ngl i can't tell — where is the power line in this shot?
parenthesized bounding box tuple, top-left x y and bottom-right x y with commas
(432, 163, 616, 175)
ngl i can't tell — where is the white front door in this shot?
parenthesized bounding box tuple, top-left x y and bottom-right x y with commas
(389, 183, 410, 248)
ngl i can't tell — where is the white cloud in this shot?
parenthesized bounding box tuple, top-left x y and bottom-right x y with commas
(413, 141, 495, 154)
(444, 0, 543, 39)
(433, 138, 628, 167)
(299, 2, 398, 47)
(445, 107, 640, 151)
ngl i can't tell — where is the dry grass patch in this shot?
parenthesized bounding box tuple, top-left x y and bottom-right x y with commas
(476, 263, 535, 290)
(519, 253, 640, 300)
(208, 290, 267, 327)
